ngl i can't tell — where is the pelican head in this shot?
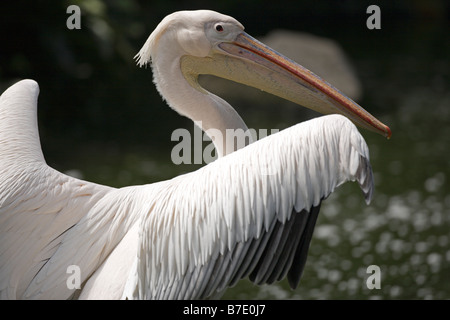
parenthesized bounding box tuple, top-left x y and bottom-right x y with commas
(136, 10, 391, 155)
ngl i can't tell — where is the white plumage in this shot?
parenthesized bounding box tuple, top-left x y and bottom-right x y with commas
(0, 10, 389, 300)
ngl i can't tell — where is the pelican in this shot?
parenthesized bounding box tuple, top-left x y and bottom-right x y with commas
(0, 10, 391, 299)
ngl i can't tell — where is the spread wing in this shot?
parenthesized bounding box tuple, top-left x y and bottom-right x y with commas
(122, 114, 373, 299)
(0, 80, 114, 299)
(0, 80, 373, 300)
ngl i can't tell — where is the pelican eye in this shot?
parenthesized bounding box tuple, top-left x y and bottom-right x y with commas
(215, 24, 224, 32)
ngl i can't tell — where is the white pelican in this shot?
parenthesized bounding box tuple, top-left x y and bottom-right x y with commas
(0, 10, 391, 300)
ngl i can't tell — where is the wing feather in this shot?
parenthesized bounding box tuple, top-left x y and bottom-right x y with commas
(126, 114, 374, 299)
(287, 204, 321, 288)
